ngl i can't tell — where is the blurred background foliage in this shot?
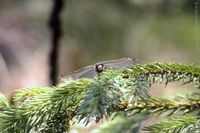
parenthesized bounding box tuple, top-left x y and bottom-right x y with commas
(62, 0, 199, 68)
(0, 0, 199, 132)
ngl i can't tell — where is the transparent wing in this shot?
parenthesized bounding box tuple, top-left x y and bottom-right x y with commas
(61, 65, 97, 80)
(60, 58, 136, 80)
(99, 58, 136, 69)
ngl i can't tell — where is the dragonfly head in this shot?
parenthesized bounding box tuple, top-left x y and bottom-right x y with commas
(94, 63, 107, 73)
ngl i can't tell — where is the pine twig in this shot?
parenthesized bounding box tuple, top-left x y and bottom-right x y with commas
(144, 114, 200, 133)
(0, 62, 200, 132)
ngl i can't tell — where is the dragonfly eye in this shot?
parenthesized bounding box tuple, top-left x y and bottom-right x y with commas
(95, 63, 105, 73)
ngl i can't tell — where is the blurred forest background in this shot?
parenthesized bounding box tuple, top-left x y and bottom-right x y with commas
(0, 0, 199, 109)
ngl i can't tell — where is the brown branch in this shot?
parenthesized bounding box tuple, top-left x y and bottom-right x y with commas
(116, 100, 200, 113)
(48, 0, 65, 85)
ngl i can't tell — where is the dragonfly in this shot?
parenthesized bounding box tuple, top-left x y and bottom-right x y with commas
(61, 57, 136, 80)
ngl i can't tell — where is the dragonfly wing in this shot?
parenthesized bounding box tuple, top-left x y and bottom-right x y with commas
(100, 58, 136, 69)
(62, 65, 97, 79)
(60, 58, 136, 80)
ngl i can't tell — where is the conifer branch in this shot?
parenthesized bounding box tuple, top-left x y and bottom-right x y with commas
(0, 93, 10, 109)
(0, 79, 92, 132)
(0, 62, 200, 132)
(128, 63, 200, 87)
(76, 70, 150, 125)
(116, 93, 200, 115)
(92, 114, 145, 133)
(144, 114, 200, 133)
